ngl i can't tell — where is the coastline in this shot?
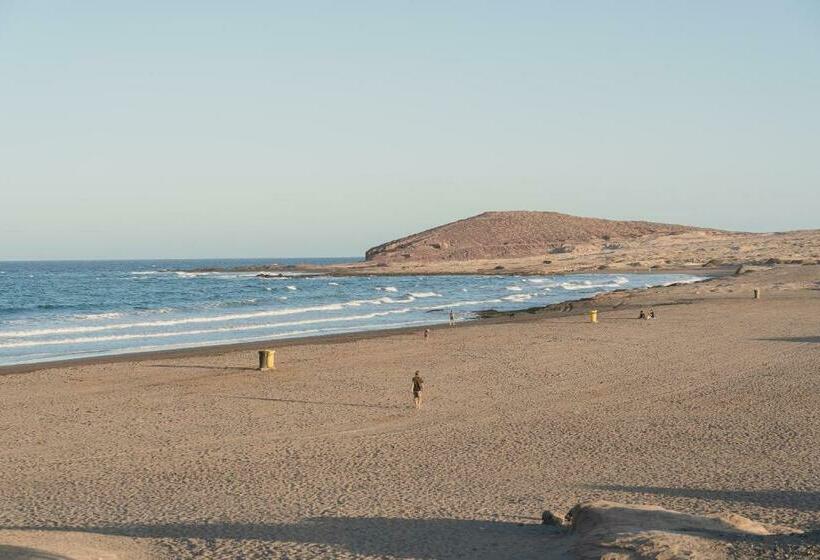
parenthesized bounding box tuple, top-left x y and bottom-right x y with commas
(181, 226, 820, 278)
(271, 266, 732, 277)
(0, 268, 730, 375)
(0, 264, 817, 559)
(186, 263, 740, 277)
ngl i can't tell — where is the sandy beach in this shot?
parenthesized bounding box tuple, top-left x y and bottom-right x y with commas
(6, 0, 819, 556)
(0, 265, 818, 559)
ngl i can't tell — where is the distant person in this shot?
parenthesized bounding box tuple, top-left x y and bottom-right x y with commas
(649, 309, 656, 319)
(449, 309, 455, 326)
(412, 370, 424, 409)
(639, 309, 647, 320)
(424, 328, 430, 340)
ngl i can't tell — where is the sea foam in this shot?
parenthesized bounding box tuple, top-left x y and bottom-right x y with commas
(0, 265, 705, 365)
(0, 308, 415, 349)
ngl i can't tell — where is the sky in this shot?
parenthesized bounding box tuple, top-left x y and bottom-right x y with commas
(1, 1, 818, 259)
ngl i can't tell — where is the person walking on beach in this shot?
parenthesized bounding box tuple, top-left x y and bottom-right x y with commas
(649, 308, 656, 319)
(424, 328, 430, 340)
(412, 370, 424, 409)
(449, 309, 455, 326)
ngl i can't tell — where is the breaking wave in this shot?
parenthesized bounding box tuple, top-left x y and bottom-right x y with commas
(0, 268, 706, 365)
(0, 308, 415, 349)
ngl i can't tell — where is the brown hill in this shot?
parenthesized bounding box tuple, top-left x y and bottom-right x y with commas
(365, 211, 715, 263)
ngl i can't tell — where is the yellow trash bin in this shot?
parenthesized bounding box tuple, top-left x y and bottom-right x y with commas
(589, 310, 598, 323)
(258, 349, 275, 370)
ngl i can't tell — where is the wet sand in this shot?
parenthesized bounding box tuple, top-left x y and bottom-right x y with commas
(0, 265, 818, 558)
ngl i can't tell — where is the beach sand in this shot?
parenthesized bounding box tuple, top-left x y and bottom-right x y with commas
(0, 265, 818, 558)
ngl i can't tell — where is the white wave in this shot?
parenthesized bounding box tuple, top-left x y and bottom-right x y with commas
(505, 286, 523, 291)
(7, 313, 461, 367)
(502, 294, 533, 302)
(376, 286, 398, 292)
(662, 276, 706, 286)
(130, 271, 158, 275)
(409, 292, 440, 298)
(526, 278, 558, 287)
(0, 308, 414, 349)
(14, 318, 440, 365)
(422, 298, 504, 311)
(346, 297, 402, 306)
(560, 278, 629, 291)
(560, 283, 611, 290)
(0, 303, 350, 338)
(73, 312, 124, 320)
(328, 282, 339, 286)
(200, 298, 259, 308)
(174, 271, 257, 279)
(0, 290, 446, 340)
(286, 285, 297, 291)
(379, 296, 415, 304)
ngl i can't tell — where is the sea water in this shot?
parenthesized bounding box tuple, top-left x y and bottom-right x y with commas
(0, 259, 704, 366)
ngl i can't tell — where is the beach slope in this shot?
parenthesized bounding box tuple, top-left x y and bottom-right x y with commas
(0, 265, 818, 558)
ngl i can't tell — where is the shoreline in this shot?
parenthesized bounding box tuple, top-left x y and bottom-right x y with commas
(1, 264, 817, 558)
(0, 270, 727, 376)
(185, 264, 739, 277)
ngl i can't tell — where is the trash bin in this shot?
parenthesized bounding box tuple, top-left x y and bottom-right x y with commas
(258, 349, 275, 370)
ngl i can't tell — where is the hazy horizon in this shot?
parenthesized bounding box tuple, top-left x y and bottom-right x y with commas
(0, 206, 815, 262)
(2, 2, 818, 259)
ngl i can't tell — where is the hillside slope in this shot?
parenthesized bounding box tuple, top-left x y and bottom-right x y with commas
(365, 211, 714, 263)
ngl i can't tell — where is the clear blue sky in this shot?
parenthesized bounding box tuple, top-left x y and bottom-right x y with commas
(1, 1, 818, 259)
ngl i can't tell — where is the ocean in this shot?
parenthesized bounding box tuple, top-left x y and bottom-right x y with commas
(0, 259, 704, 366)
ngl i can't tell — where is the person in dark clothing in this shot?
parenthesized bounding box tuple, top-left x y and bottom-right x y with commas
(639, 309, 647, 320)
(412, 370, 424, 409)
